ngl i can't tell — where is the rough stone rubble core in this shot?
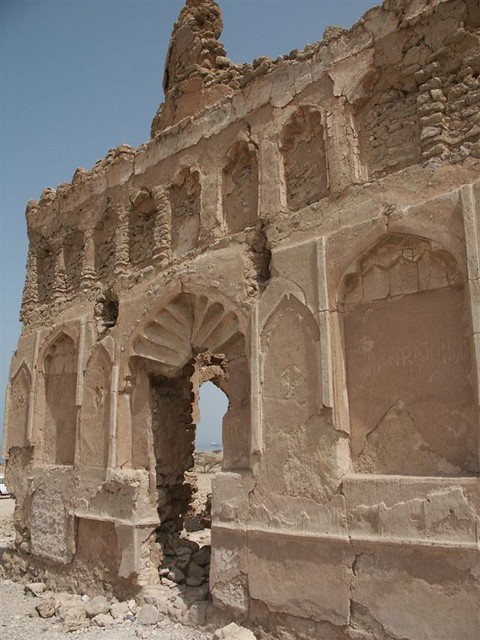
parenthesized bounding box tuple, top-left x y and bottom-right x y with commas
(2, 0, 480, 638)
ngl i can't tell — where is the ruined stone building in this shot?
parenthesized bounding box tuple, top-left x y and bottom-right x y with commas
(3, 0, 480, 638)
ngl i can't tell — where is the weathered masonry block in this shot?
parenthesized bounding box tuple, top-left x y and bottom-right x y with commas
(3, 1, 480, 639)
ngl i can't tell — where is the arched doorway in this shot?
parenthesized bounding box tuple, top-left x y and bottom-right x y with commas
(127, 290, 250, 588)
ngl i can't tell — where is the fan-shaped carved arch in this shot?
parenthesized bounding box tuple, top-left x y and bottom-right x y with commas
(132, 292, 243, 375)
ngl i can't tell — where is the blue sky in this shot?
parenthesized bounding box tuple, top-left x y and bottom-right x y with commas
(1, 0, 378, 448)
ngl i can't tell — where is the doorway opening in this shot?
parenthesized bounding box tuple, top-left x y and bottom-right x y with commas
(153, 352, 229, 589)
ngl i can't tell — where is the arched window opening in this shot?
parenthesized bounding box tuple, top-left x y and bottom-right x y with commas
(188, 379, 227, 533)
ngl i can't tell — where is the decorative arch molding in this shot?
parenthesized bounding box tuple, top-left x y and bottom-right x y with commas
(338, 233, 464, 306)
(337, 231, 479, 476)
(38, 324, 79, 373)
(259, 292, 338, 501)
(5, 361, 32, 450)
(257, 277, 308, 332)
(124, 287, 250, 484)
(131, 290, 244, 376)
(10, 359, 33, 384)
(331, 211, 468, 307)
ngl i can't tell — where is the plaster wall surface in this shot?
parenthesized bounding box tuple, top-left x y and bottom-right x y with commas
(3, 0, 480, 638)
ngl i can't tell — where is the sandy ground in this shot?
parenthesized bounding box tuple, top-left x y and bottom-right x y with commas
(0, 475, 219, 640)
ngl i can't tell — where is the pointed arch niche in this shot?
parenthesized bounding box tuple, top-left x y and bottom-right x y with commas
(339, 233, 479, 476)
(43, 332, 78, 465)
(260, 293, 326, 499)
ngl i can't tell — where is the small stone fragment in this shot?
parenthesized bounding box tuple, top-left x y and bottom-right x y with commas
(110, 601, 131, 619)
(92, 612, 114, 627)
(192, 545, 211, 566)
(85, 595, 110, 617)
(213, 622, 257, 640)
(35, 598, 56, 618)
(167, 567, 185, 583)
(25, 582, 46, 597)
(137, 604, 160, 626)
(187, 561, 205, 578)
(62, 605, 89, 632)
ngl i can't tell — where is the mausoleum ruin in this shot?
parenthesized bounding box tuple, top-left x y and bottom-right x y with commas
(3, 0, 480, 638)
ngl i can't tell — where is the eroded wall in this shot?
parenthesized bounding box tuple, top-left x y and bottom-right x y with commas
(3, 1, 480, 638)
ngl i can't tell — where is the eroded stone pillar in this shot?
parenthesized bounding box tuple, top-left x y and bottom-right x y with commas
(51, 246, 67, 302)
(324, 97, 365, 192)
(151, 186, 172, 266)
(114, 202, 130, 276)
(80, 230, 96, 289)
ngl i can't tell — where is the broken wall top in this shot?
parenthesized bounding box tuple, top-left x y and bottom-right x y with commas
(20, 0, 480, 329)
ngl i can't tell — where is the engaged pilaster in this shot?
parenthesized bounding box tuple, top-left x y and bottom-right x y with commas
(114, 202, 130, 276)
(152, 186, 172, 267)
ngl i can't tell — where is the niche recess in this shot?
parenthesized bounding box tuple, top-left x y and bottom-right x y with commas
(280, 106, 328, 211)
(94, 206, 118, 281)
(64, 230, 85, 293)
(223, 140, 258, 233)
(339, 234, 479, 476)
(43, 332, 78, 465)
(129, 189, 156, 266)
(36, 237, 54, 304)
(169, 169, 201, 257)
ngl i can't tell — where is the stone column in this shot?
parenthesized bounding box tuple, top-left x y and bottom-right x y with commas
(256, 131, 285, 219)
(21, 248, 38, 317)
(315, 238, 334, 410)
(324, 97, 365, 193)
(80, 230, 96, 290)
(461, 184, 480, 446)
(114, 202, 130, 276)
(27, 330, 41, 445)
(250, 304, 263, 466)
(51, 245, 67, 302)
(107, 364, 119, 472)
(151, 186, 172, 266)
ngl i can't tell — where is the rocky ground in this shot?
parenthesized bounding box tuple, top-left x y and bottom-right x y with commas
(0, 466, 256, 640)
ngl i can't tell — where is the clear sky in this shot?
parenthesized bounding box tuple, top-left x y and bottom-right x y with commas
(1, 0, 379, 449)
